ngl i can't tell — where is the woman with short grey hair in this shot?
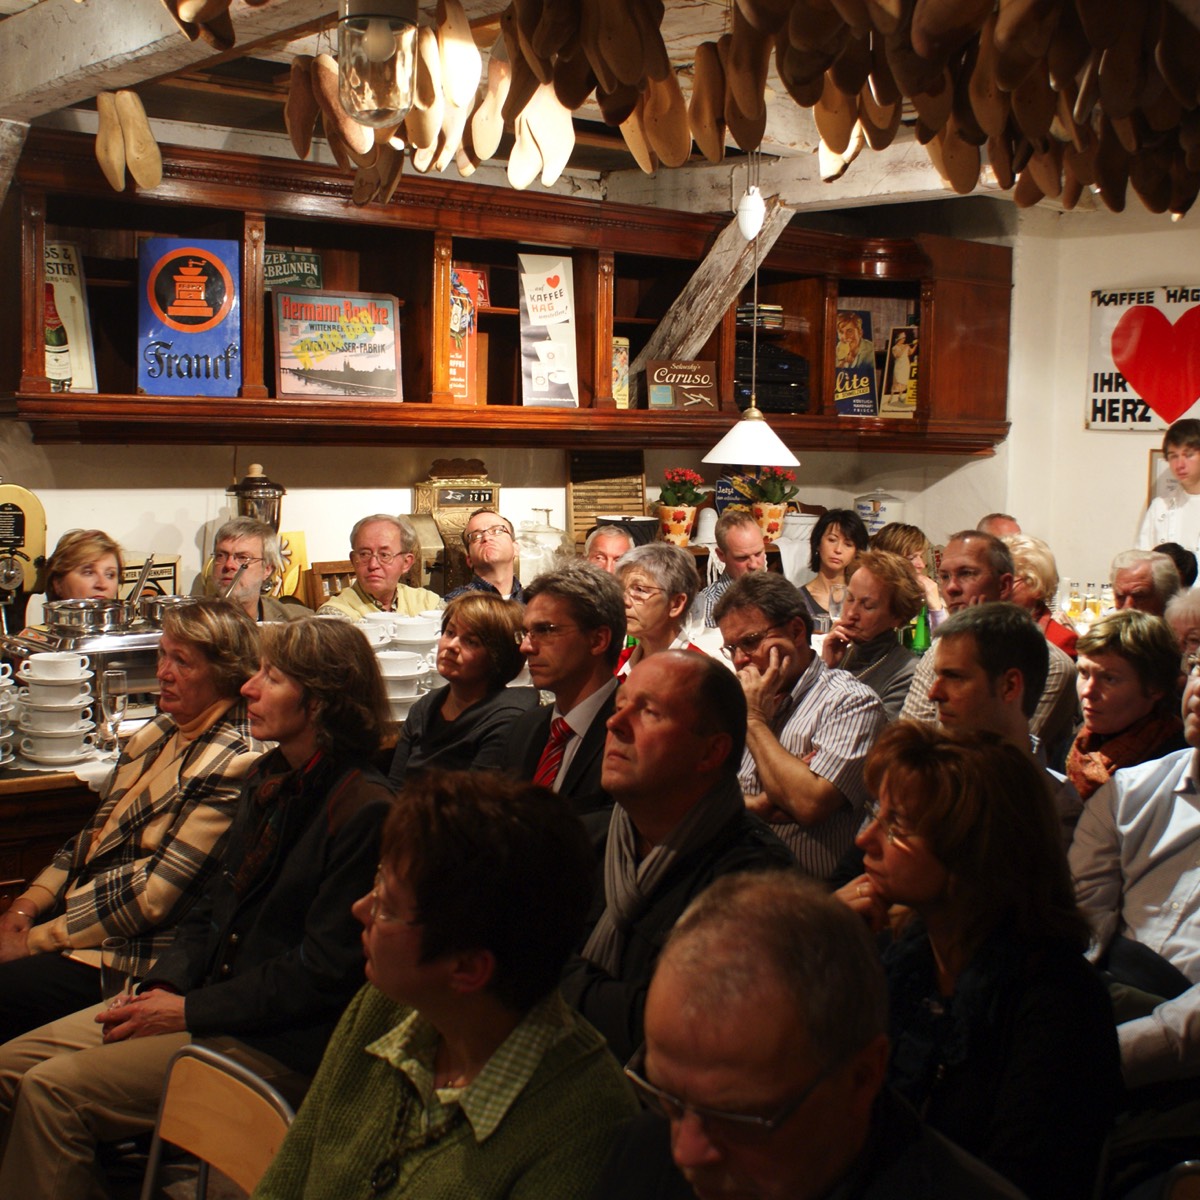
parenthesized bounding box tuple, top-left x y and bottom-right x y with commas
(614, 542, 703, 675)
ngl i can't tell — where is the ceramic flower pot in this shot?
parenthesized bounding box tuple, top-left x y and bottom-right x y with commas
(657, 504, 697, 547)
(752, 501, 787, 542)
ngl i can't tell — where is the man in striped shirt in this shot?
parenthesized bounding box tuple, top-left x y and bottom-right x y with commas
(715, 572, 886, 879)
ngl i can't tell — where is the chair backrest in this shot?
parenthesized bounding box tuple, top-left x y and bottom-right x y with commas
(305, 560, 356, 610)
(1166, 1161, 1200, 1200)
(139, 1044, 295, 1200)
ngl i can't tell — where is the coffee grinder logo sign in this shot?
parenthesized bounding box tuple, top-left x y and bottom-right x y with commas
(147, 248, 234, 334)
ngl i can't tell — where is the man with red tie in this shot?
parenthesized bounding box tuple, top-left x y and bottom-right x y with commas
(503, 560, 626, 819)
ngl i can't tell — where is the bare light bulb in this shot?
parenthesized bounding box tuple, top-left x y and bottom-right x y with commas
(338, 0, 418, 127)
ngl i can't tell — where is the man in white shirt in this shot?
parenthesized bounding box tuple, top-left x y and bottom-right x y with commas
(1137, 419, 1200, 557)
(1070, 664, 1200, 1091)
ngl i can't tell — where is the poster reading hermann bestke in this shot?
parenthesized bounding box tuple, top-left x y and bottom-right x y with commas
(1086, 284, 1200, 431)
(518, 254, 579, 408)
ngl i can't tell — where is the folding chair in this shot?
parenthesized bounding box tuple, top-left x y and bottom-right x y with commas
(138, 1044, 295, 1200)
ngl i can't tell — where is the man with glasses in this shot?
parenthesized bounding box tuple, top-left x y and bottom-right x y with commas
(318, 514, 441, 619)
(210, 516, 312, 622)
(714, 572, 885, 880)
(504, 561, 625, 818)
(561, 651, 792, 1065)
(445, 508, 524, 603)
(900, 531, 1078, 765)
(591, 871, 1024, 1199)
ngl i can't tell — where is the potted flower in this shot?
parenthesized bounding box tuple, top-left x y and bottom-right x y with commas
(736, 468, 799, 542)
(656, 467, 706, 546)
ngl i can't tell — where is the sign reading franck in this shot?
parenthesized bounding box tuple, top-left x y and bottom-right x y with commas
(138, 239, 242, 397)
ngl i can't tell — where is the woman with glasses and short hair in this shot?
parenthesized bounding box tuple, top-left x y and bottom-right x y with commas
(252, 770, 639, 1200)
(614, 543, 703, 676)
(388, 593, 538, 784)
(837, 722, 1120, 1200)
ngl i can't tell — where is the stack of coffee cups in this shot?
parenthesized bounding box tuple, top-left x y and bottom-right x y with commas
(0, 662, 15, 766)
(16, 652, 97, 765)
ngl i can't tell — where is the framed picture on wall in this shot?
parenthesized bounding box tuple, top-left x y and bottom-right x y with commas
(273, 289, 402, 401)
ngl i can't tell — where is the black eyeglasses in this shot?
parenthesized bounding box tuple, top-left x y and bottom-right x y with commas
(623, 1061, 835, 1144)
(719, 625, 785, 660)
(465, 524, 513, 546)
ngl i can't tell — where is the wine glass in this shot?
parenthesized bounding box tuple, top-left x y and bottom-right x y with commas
(100, 936, 133, 1002)
(99, 669, 128, 757)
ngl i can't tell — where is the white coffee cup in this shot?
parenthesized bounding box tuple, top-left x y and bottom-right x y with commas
(20, 726, 97, 758)
(19, 652, 91, 680)
(19, 681, 93, 707)
(21, 705, 92, 732)
(376, 650, 424, 678)
(0, 662, 11, 680)
(390, 616, 439, 645)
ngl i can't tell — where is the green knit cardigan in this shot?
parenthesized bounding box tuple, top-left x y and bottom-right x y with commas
(253, 984, 639, 1199)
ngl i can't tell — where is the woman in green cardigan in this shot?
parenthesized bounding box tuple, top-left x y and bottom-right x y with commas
(253, 769, 638, 1200)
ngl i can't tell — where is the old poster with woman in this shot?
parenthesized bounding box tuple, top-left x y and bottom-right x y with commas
(880, 325, 919, 418)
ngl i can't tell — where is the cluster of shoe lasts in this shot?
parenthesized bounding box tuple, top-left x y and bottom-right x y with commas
(757, 0, 1200, 215)
(93, 91, 164, 193)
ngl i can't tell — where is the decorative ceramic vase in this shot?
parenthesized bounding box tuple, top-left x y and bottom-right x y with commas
(752, 501, 787, 543)
(657, 504, 697, 547)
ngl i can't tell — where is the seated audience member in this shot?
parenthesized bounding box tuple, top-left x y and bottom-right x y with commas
(594, 872, 1026, 1200)
(0, 599, 264, 1040)
(872, 520, 944, 624)
(1005, 532, 1078, 658)
(822, 549, 922, 720)
(0, 619, 395, 1200)
(389, 593, 537, 784)
(561, 651, 792, 1064)
(691, 509, 767, 628)
(210, 516, 312, 622)
(839, 723, 1121, 1200)
(1154, 541, 1198, 588)
(615, 543, 702, 675)
(1067, 611, 1185, 802)
(1136, 418, 1200, 556)
(927, 603, 1082, 844)
(318, 514, 441, 618)
(977, 512, 1021, 538)
(504, 561, 625, 818)
(714, 572, 885, 876)
(901, 531, 1078, 761)
(1111, 549, 1182, 617)
(1165, 587, 1200, 668)
(43, 529, 123, 601)
(254, 770, 639, 1200)
(1070, 665, 1200, 1179)
(583, 525, 634, 574)
(444, 508, 524, 602)
(799, 508, 869, 622)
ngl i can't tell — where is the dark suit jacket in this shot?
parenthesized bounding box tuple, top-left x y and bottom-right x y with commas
(502, 687, 617, 818)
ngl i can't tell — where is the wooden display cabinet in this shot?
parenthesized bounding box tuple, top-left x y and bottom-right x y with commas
(0, 128, 1011, 455)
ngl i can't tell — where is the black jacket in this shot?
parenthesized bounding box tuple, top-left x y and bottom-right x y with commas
(145, 749, 394, 1076)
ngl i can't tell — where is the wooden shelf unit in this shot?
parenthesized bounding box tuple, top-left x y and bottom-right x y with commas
(1, 129, 1012, 455)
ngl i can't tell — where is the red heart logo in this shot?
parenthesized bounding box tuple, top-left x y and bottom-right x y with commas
(1111, 305, 1200, 423)
(546, 275, 560, 288)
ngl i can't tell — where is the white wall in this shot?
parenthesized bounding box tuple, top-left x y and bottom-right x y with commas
(4, 198, 1194, 597)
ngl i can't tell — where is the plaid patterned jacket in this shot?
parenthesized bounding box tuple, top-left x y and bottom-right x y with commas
(25, 702, 266, 978)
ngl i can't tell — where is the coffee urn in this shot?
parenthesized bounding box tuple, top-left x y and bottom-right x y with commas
(226, 464, 286, 532)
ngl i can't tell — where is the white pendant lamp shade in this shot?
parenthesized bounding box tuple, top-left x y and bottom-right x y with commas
(736, 185, 766, 240)
(702, 407, 800, 468)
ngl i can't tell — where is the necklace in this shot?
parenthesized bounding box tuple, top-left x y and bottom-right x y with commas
(369, 1077, 466, 1195)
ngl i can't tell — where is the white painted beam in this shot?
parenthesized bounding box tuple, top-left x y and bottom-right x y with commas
(0, 118, 29, 203)
(0, 0, 331, 122)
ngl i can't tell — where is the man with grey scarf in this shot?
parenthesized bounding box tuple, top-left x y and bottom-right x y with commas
(560, 651, 794, 1063)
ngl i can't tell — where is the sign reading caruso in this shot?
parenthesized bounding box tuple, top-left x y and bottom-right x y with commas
(646, 359, 719, 410)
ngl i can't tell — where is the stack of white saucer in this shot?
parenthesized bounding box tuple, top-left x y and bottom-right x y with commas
(16, 652, 98, 766)
(377, 651, 427, 724)
(0, 663, 15, 766)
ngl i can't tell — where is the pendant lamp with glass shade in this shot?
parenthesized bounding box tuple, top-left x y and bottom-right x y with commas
(704, 159, 800, 472)
(338, 0, 419, 127)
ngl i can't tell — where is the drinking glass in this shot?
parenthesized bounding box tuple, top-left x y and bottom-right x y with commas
(99, 669, 128, 756)
(100, 936, 133, 1002)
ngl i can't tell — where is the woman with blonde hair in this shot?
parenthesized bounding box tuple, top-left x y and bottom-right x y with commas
(840, 722, 1120, 1200)
(0, 599, 264, 1038)
(389, 592, 537, 782)
(43, 529, 124, 601)
(1004, 533, 1077, 658)
(822, 549, 922, 719)
(871, 521, 944, 623)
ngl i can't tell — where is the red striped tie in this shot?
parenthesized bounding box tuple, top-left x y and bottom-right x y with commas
(533, 717, 573, 788)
